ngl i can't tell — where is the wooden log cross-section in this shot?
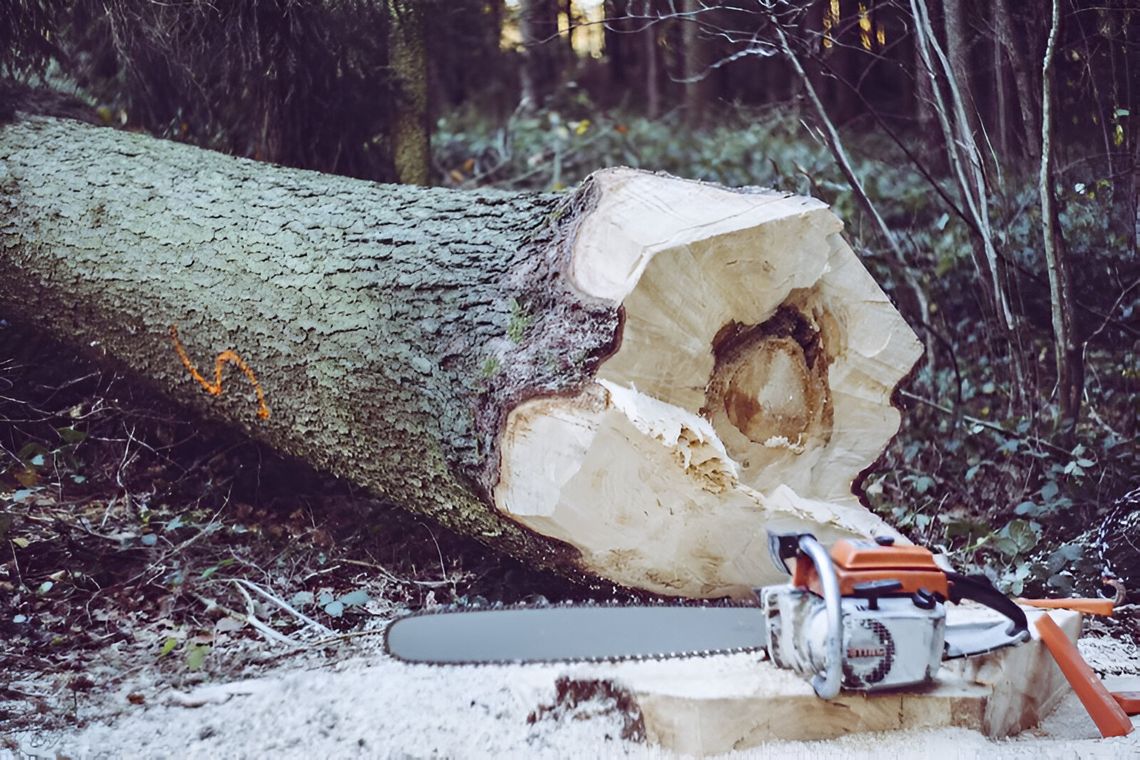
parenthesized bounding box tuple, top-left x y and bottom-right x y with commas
(0, 115, 922, 597)
(547, 608, 1084, 753)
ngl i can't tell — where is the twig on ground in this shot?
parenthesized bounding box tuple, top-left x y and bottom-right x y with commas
(231, 578, 333, 635)
(98, 495, 119, 529)
(340, 557, 454, 588)
(149, 488, 231, 564)
(253, 628, 391, 667)
(420, 523, 457, 590)
(226, 585, 301, 648)
(8, 540, 25, 589)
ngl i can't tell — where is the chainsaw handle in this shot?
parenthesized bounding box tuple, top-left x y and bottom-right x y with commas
(797, 534, 843, 700)
(945, 572, 1029, 634)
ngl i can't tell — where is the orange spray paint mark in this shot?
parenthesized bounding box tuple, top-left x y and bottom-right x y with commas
(169, 324, 270, 420)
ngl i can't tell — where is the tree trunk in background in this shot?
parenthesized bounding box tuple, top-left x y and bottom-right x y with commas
(993, 0, 1039, 159)
(1039, 0, 1083, 435)
(645, 17, 660, 119)
(913, 14, 935, 137)
(804, 0, 854, 126)
(604, 0, 626, 88)
(519, 0, 561, 111)
(831, 0, 860, 125)
(388, 0, 430, 185)
(564, 0, 575, 60)
(992, 8, 1009, 159)
(1133, 116, 1139, 259)
(1127, 12, 1139, 257)
(0, 116, 922, 598)
(681, 0, 710, 125)
(941, 0, 979, 147)
(912, 0, 1016, 335)
(803, 0, 829, 116)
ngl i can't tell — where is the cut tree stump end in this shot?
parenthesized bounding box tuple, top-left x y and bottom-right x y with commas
(495, 169, 924, 596)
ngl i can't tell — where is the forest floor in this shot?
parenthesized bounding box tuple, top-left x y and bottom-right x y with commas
(3, 626, 1139, 759)
(2, 331, 1139, 759)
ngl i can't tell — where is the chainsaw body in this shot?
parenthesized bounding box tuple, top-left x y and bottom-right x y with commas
(761, 536, 947, 692)
(760, 533, 1028, 696)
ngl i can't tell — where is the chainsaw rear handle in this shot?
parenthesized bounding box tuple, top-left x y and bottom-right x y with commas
(945, 572, 1029, 635)
(796, 534, 843, 700)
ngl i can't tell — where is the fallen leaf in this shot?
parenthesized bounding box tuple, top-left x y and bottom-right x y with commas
(339, 589, 369, 607)
(186, 643, 210, 671)
(214, 616, 244, 635)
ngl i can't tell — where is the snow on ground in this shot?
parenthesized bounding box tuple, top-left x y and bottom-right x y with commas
(4, 634, 1138, 760)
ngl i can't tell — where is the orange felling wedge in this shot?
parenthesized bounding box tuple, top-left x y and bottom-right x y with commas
(1035, 614, 1133, 738)
(1018, 597, 1115, 616)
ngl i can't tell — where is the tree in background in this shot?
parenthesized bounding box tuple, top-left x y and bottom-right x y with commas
(1039, 0, 1082, 436)
(992, 0, 1039, 160)
(389, 0, 431, 185)
(519, 0, 562, 110)
(681, 0, 711, 125)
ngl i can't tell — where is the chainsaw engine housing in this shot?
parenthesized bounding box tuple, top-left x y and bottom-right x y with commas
(760, 585, 946, 690)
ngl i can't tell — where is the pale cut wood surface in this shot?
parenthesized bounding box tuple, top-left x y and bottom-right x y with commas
(497, 169, 923, 596)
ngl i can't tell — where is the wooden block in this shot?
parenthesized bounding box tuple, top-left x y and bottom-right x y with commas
(945, 608, 1082, 737)
(550, 608, 1081, 755)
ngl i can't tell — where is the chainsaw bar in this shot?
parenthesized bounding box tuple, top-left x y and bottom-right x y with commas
(384, 601, 768, 665)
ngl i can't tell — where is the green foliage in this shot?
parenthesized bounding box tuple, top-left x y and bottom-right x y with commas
(7, 424, 91, 490)
(434, 104, 851, 197)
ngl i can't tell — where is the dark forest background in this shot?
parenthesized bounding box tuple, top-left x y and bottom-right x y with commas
(1, 0, 1137, 600)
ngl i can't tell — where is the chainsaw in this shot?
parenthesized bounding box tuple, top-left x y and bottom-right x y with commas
(384, 533, 1031, 700)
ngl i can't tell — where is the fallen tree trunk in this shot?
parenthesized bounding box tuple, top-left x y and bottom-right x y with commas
(0, 115, 922, 597)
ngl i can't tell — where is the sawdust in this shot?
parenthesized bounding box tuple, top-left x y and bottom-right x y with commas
(1079, 632, 1140, 675)
(4, 634, 1137, 759)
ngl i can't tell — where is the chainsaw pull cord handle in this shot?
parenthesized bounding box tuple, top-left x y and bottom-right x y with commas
(945, 572, 1030, 635)
(798, 534, 843, 700)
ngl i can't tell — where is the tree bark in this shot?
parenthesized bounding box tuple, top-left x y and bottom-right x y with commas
(912, 8, 935, 138)
(992, 6, 1009, 160)
(941, 0, 979, 145)
(388, 0, 431, 186)
(0, 116, 922, 597)
(992, 0, 1039, 160)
